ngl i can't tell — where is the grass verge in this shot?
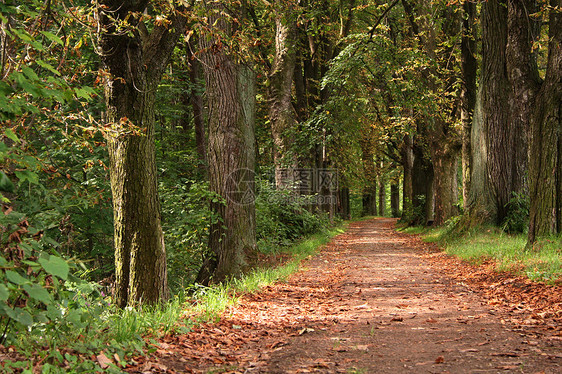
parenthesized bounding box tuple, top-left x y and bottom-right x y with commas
(1, 224, 346, 373)
(409, 223, 562, 284)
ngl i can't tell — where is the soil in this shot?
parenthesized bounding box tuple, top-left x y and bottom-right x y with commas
(127, 218, 562, 373)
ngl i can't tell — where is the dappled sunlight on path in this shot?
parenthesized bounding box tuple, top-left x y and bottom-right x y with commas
(126, 218, 562, 373)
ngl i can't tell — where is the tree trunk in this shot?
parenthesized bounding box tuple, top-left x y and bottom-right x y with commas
(431, 141, 459, 226)
(197, 4, 257, 283)
(402, 0, 461, 226)
(186, 38, 207, 170)
(360, 129, 377, 216)
(378, 168, 385, 217)
(269, 7, 297, 187)
(412, 140, 434, 225)
(401, 134, 414, 221)
(469, 0, 530, 225)
(460, 0, 477, 211)
(391, 182, 400, 218)
(528, 3, 562, 244)
(99, 0, 185, 307)
(337, 186, 351, 220)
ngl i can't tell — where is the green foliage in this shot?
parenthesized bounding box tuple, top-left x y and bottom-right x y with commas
(502, 192, 530, 234)
(160, 178, 223, 292)
(255, 179, 331, 253)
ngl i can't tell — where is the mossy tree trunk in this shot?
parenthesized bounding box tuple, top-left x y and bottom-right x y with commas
(197, 2, 257, 284)
(528, 2, 562, 244)
(98, 0, 186, 307)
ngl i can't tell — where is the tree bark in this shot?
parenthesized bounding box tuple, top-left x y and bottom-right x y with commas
(378, 160, 386, 217)
(412, 139, 434, 225)
(528, 1, 562, 244)
(197, 3, 257, 283)
(337, 186, 351, 220)
(390, 182, 400, 218)
(431, 138, 459, 225)
(360, 128, 377, 216)
(268, 6, 297, 187)
(460, 0, 477, 211)
(469, 0, 531, 225)
(402, 0, 461, 226)
(401, 134, 414, 221)
(186, 38, 207, 170)
(99, 0, 186, 307)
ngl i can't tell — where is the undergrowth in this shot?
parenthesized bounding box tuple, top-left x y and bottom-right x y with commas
(405, 220, 562, 284)
(1, 224, 345, 373)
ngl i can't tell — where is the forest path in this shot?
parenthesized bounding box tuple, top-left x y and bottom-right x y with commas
(132, 218, 562, 373)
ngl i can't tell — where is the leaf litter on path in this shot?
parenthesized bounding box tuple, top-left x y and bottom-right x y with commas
(125, 218, 561, 373)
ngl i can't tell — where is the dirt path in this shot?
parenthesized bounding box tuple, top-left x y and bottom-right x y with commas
(131, 218, 562, 373)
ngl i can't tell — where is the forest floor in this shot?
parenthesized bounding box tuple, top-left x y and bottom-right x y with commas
(127, 218, 562, 373)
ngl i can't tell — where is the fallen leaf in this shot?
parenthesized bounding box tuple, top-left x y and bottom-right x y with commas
(298, 328, 315, 335)
(353, 345, 369, 351)
(96, 352, 112, 369)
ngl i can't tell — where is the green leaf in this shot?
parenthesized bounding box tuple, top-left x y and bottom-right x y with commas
(41, 31, 64, 46)
(74, 87, 95, 100)
(47, 304, 62, 319)
(36, 59, 61, 76)
(39, 256, 69, 280)
(23, 284, 52, 304)
(13, 307, 33, 326)
(14, 170, 39, 185)
(0, 284, 8, 301)
(0, 171, 14, 192)
(4, 128, 19, 143)
(5, 270, 29, 285)
(22, 66, 39, 81)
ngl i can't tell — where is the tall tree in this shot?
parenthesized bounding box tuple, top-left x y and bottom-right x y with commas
(197, 1, 257, 283)
(401, 0, 462, 226)
(268, 2, 298, 187)
(527, 0, 562, 243)
(98, 0, 186, 307)
(468, 0, 536, 226)
(460, 0, 478, 211)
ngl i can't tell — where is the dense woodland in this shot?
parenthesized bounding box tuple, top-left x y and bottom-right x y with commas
(0, 0, 561, 370)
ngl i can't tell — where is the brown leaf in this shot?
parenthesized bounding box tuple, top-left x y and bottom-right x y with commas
(96, 352, 112, 369)
(434, 356, 445, 364)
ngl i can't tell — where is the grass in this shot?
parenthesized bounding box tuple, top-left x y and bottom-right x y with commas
(187, 224, 346, 321)
(413, 223, 562, 284)
(1, 223, 347, 373)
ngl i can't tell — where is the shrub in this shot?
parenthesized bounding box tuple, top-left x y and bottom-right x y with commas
(502, 192, 529, 234)
(255, 180, 330, 253)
